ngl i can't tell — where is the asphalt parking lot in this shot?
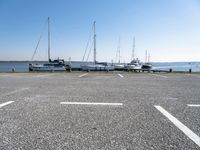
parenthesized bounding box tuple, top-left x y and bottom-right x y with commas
(0, 72, 200, 149)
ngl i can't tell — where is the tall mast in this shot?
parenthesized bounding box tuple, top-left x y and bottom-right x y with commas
(48, 17, 51, 62)
(145, 50, 147, 63)
(93, 21, 96, 64)
(132, 37, 135, 61)
(118, 37, 121, 63)
(148, 53, 150, 63)
(115, 37, 121, 63)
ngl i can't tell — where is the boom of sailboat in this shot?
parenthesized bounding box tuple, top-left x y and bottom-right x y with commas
(29, 17, 152, 72)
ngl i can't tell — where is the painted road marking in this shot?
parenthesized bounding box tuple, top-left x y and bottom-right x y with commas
(60, 102, 123, 106)
(0, 101, 14, 108)
(168, 97, 178, 100)
(187, 104, 200, 107)
(118, 74, 124, 78)
(154, 105, 200, 147)
(1, 88, 29, 98)
(36, 74, 53, 78)
(151, 74, 168, 78)
(79, 73, 88, 78)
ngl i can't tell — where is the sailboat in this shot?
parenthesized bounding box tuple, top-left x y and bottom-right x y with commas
(29, 17, 70, 71)
(141, 50, 152, 70)
(125, 37, 142, 71)
(81, 21, 114, 71)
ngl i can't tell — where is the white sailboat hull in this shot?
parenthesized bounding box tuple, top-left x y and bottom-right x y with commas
(114, 64, 125, 70)
(29, 64, 66, 71)
(124, 64, 142, 70)
(81, 64, 114, 71)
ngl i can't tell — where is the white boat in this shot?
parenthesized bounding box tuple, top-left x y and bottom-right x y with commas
(124, 37, 142, 71)
(81, 21, 114, 71)
(114, 64, 125, 70)
(82, 63, 114, 71)
(125, 58, 142, 70)
(29, 59, 68, 71)
(29, 17, 70, 71)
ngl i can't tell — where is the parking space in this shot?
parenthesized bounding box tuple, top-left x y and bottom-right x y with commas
(0, 73, 200, 149)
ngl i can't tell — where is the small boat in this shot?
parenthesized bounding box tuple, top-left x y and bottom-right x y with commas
(141, 63, 152, 70)
(114, 64, 125, 70)
(141, 50, 152, 70)
(125, 58, 142, 70)
(29, 17, 70, 71)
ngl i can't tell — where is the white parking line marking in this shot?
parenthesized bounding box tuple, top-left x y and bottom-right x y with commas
(118, 74, 124, 78)
(36, 74, 53, 78)
(60, 102, 123, 106)
(79, 73, 88, 78)
(154, 105, 200, 147)
(168, 97, 178, 100)
(151, 74, 168, 78)
(0, 101, 14, 108)
(187, 104, 200, 107)
(1, 88, 29, 98)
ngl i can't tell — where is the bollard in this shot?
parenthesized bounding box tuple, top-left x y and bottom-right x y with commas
(189, 69, 192, 73)
(169, 68, 172, 72)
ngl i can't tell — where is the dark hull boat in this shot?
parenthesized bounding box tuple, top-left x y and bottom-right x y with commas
(142, 50, 152, 70)
(141, 63, 152, 70)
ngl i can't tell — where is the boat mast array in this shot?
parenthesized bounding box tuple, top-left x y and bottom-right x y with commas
(48, 17, 51, 62)
(131, 37, 135, 61)
(93, 21, 96, 64)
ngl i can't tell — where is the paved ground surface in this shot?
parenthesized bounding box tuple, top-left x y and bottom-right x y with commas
(0, 72, 200, 150)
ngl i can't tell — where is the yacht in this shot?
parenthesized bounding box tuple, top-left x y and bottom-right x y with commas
(125, 58, 142, 70)
(29, 17, 70, 71)
(81, 21, 114, 71)
(124, 37, 142, 71)
(29, 59, 69, 71)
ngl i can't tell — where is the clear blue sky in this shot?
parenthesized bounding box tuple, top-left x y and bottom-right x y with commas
(0, 0, 200, 62)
